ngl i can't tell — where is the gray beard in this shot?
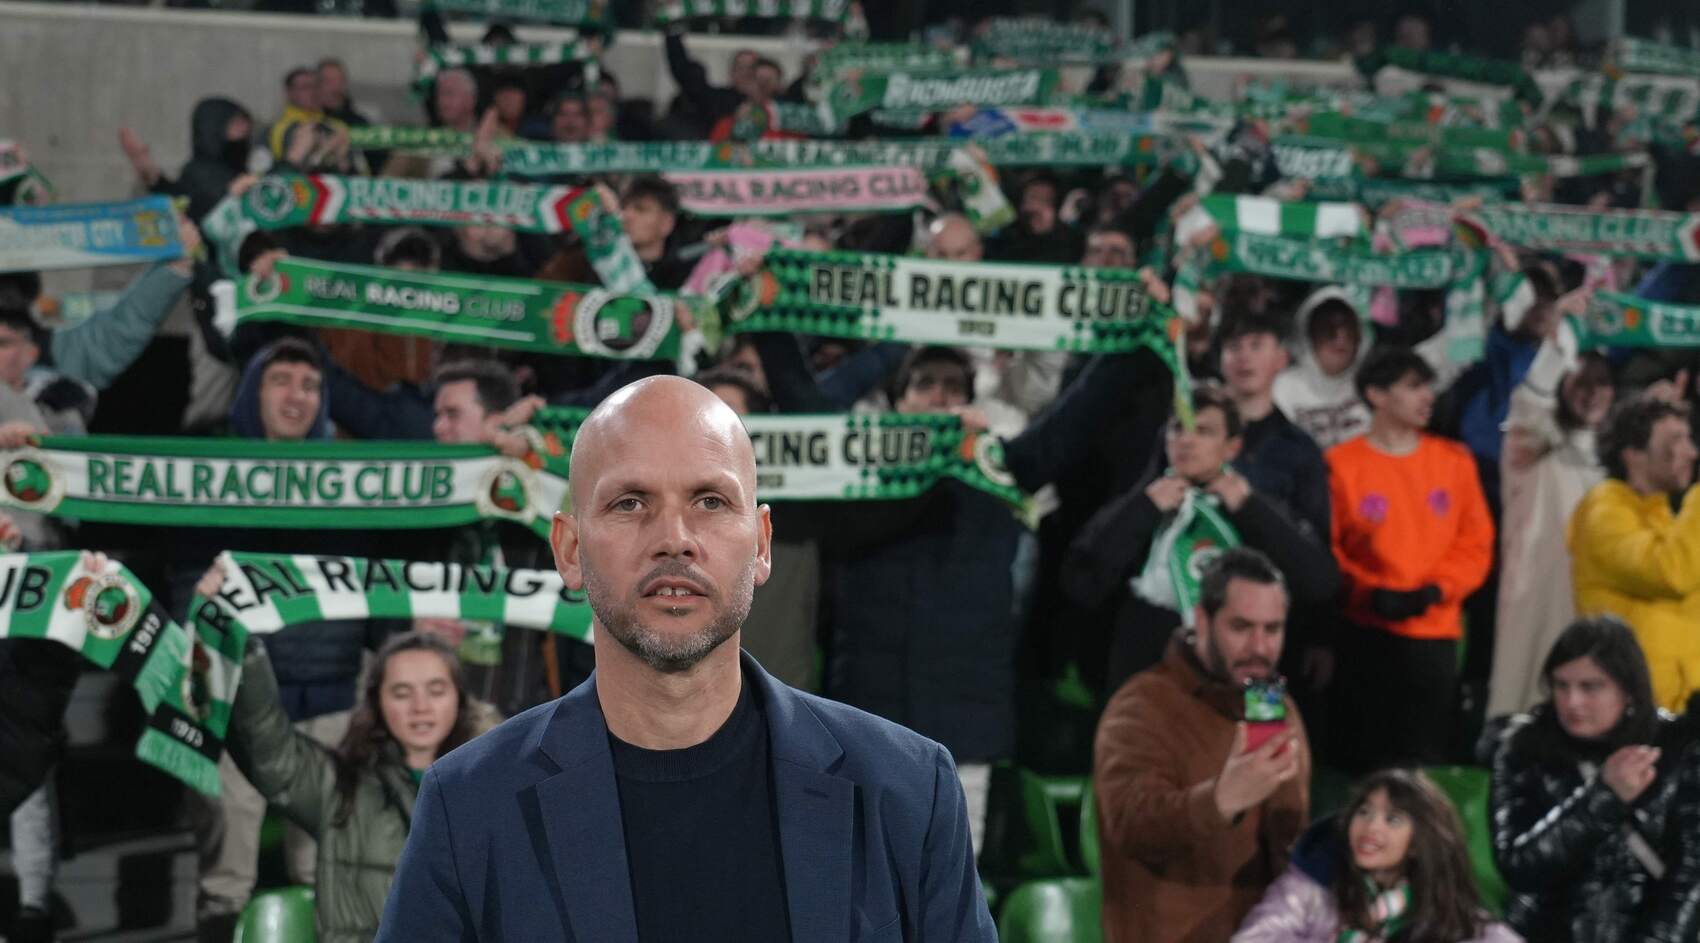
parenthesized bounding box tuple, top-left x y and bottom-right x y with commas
(581, 555, 757, 674)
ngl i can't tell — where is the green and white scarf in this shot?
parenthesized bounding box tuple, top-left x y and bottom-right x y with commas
(1335, 880, 1411, 943)
(425, 0, 611, 27)
(652, 0, 851, 22)
(0, 436, 568, 539)
(1461, 203, 1700, 260)
(1303, 111, 1520, 154)
(484, 135, 1166, 177)
(1574, 291, 1700, 348)
(970, 17, 1121, 63)
(940, 148, 1016, 232)
(1613, 38, 1700, 78)
(1540, 71, 1700, 129)
(0, 140, 52, 206)
(528, 407, 1025, 507)
(224, 257, 687, 362)
(202, 174, 652, 292)
(671, 164, 932, 217)
(815, 42, 958, 75)
(415, 39, 601, 87)
(721, 248, 1178, 354)
(1306, 176, 1515, 209)
(1195, 194, 1367, 240)
(1130, 484, 1240, 626)
(820, 67, 1059, 123)
(1202, 232, 1467, 289)
(346, 126, 475, 156)
(150, 550, 594, 795)
(1357, 47, 1541, 103)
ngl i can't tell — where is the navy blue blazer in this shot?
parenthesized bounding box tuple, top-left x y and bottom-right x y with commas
(375, 651, 996, 942)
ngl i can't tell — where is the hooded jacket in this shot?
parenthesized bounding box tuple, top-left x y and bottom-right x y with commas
(161, 97, 254, 222)
(1273, 286, 1373, 450)
(1234, 817, 1520, 942)
(172, 342, 372, 719)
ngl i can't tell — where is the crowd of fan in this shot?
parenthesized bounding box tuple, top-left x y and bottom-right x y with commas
(4, 7, 1700, 943)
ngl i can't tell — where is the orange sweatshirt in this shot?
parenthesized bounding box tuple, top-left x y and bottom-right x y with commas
(1327, 435, 1495, 639)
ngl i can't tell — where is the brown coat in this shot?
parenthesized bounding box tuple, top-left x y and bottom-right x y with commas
(1093, 635, 1309, 943)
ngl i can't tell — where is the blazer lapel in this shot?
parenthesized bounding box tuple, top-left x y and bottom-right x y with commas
(751, 653, 855, 943)
(534, 677, 640, 943)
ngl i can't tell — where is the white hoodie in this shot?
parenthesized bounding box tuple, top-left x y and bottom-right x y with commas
(1272, 285, 1374, 450)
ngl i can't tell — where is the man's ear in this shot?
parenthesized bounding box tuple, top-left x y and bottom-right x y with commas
(1224, 436, 1244, 463)
(751, 504, 773, 589)
(550, 512, 584, 590)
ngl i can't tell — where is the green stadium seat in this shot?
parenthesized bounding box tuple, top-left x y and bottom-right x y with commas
(981, 766, 1088, 880)
(1078, 783, 1099, 876)
(1424, 766, 1508, 916)
(996, 877, 1103, 943)
(233, 886, 315, 943)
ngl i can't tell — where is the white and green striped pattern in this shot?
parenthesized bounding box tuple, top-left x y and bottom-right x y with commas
(1197, 195, 1367, 240)
(416, 40, 601, 86)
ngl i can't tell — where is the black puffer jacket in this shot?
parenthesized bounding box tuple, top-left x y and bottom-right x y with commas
(1488, 710, 1700, 943)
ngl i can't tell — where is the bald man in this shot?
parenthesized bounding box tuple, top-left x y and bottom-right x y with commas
(377, 377, 995, 943)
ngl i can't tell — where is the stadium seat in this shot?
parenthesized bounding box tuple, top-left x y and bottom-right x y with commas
(996, 877, 1103, 943)
(233, 886, 315, 943)
(981, 767, 1088, 879)
(1078, 783, 1099, 876)
(1424, 765, 1507, 915)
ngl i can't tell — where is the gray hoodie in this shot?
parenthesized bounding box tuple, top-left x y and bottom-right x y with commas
(1272, 285, 1374, 450)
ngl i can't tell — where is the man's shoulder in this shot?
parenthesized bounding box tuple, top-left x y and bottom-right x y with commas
(428, 696, 562, 790)
(785, 686, 948, 776)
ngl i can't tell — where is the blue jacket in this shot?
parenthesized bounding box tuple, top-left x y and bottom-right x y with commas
(376, 652, 996, 943)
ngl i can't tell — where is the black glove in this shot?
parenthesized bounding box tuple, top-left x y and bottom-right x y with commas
(1370, 585, 1443, 622)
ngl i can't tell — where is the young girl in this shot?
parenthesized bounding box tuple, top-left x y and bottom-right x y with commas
(224, 625, 500, 943)
(1235, 769, 1519, 942)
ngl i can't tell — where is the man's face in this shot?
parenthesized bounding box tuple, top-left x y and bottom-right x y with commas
(432, 380, 488, 444)
(897, 359, 970, 413)
(752, 64, 782, 103)
(1634, 415, 1698, 493)
(435, 75, 476, 128)
(0, 324, 38, 391)
(588, 96, 617, 138)
(1193, 578, 1286, 686)
(258, 360, 322, 441)
(1081, 231, 1135, 269)
(926, 218, 983, 262)
(552, 387, 772, 674)
(493, 87, 527, 125)
(286, 72, 320, 111)
(1220, 331, 1288, 400)
(553, 100, 589, 142)
(1165, 406, 1241, 483)
(1310, 311, 1361, 378)
(318, 64, 348, 109)
(1368, 371, 1435, 431)
(1020, 182, 1057, 233)
(621, 195, 675, 252)
(730, 51, 759, 95)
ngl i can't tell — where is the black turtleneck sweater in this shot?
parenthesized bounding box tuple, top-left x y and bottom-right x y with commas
(609, 674, 792, 942)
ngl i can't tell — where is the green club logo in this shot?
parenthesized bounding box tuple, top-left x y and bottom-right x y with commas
(182, 637, 215, 722)
(574, 290, 674, 360)
(475, 459, 535, 522)
(972, 434, 1016, 488)
(3, 451, 62, 510)
(64, 571, 142, 641)
(247, 176, 301, 224)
